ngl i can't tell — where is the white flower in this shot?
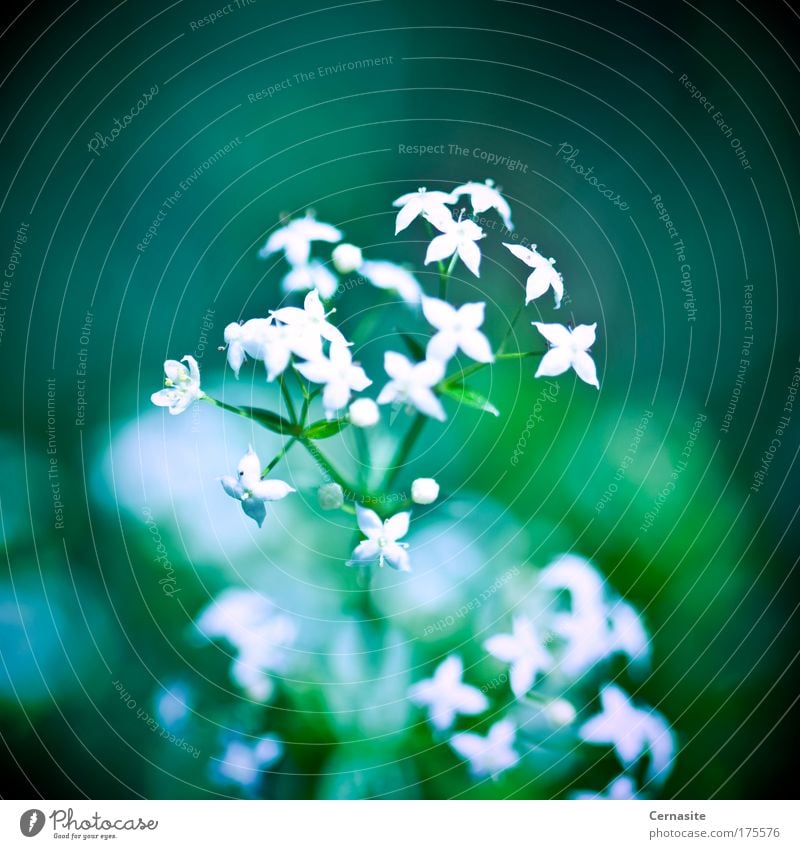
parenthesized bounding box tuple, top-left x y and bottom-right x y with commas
(408, 655, 488, 731)
(451, 179, 513, 230)
(332, 242, 363, 274)
(422, 296, 494, 364)
(282, 261, 338, 299)
(272, 290, 348, 348)
(540, 554, 606, 618)
(223, 318, 321, 382)
(376, 351, 446, 421)
(196, 588, 297, 701)
(424, 210, 485, 277)
(503, 242, 564, 308)
(532, 322, 599, 388)
(348, 505, 411, 571)
(573, 775, 639, 800)
(484, 615, 552, 698)
(349, 397, 380, 428)
(295, 342, 371, 417)
(359, 260, 422, 304)
(579, 684, 676, 783)
(220, 447, 295, 527)
(213, 734, 283, 791)
(450, 718, 519, 778)
(318, 482, 344, 511)
(411, 477, 439, 505)
(606, 600, 651, 670)
(151, 355, 204, 415)
(258, 212, 342, 266)
(392, 186, 455, 234)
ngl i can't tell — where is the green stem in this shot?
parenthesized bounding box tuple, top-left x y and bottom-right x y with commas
(442, 350, 545, 387)
(300, 438, 368, 503)
(353, 426, 371, 490)
(279, 375, 297, 424)
(384, 413, 426, 490)
(263, 437, 298, 475)
(439, 253, 458, 300)
(497, 303, 526, 355)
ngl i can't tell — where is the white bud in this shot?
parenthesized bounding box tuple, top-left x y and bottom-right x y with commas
(545, 698, 576, 726)
(349, 398, 380, 428)
(411, 477, 439, 505)
(332, 243, 363, 274)
(318, 483, 344, 511)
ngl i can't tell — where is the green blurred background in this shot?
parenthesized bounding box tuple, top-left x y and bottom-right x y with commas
(0, 0, 798, 799)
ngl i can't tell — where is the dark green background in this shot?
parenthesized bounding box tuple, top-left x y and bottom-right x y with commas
(1, 0, 798, 799)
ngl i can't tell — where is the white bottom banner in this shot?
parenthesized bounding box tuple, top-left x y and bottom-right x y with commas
(1, 800, 797, 848)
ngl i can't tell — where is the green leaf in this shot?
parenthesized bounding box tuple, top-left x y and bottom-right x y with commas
(398, 331, 427, 362)
(439, 382, 500, 417)
(303, 418, 349, 439)
(239, 406, 299, 435)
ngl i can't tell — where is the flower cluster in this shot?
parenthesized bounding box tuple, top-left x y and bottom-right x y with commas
(405, 553, 675, 794)
(151, 179, 600, 569)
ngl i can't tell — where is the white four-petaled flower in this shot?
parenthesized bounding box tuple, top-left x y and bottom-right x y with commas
(220, 447, 295, 528)
(258, 213, 342, 266)
(408, 655, 488, 731)
(484, 615, 552, 698)
(392, 187, 455, 234)
(359, 260, 423, 304)
(424, 210, 485, 278)
(282, 260, 338, 299)
(504, 242, 564, 308)
(422, 297, 494, 364)
(532, 322, 599, 389)
(451, 179, 513, 230)
(213, 734, 283, 792)
(377, 351, 446, 421)
(151, 355, 204, 415)
(348, 505, 411, 571)
(271, 289, 347, 347)
(295, 342, 372, 417)
(579, 684, 676, 783)
(450, 718, 519, 778)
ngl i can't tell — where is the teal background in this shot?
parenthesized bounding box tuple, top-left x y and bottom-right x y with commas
(0, 0, 798, 799)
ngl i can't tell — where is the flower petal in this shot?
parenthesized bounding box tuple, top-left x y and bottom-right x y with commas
(458, 329, 494, 364)
(425, 233, 457, 265)
(250, 479, 295, 501)
(532, 321, 572, 347)
(571, 323, 597, 350)
(421, 296, 457, 330)
(355, 504, 383, 538)
(571, 351, 599, 388)
(384, 511, 410, 541)
(457, 239, 482, 277)
(535, 348, 572, 378)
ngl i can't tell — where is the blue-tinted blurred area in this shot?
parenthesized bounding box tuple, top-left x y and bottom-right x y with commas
(0, 0, 798, 799)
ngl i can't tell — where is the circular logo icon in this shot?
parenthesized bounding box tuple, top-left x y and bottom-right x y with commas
(19, 810, 46, 837)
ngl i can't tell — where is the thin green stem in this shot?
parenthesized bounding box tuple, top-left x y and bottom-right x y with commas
(279, 375, 297, 424)
(353, 426, 371, 490)
(300, 438, 369, 504)
(263, 437, 298, 475)
(439, 252, 458, 300)
(442, 350, 545, 387)
(497, 303, 526, 355)
(384, 414, 426, 490)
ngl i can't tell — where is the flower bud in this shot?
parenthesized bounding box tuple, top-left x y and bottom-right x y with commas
(318, 483, 344, 511)
(411, 477, 439, 505)
(332, 243, 363, 274)
(545, 698, 577, 726)
(349, 398, 380, 428)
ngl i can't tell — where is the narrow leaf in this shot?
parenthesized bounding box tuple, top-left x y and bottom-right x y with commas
(303, 418, 349, 440)
(439, 382, 500, 417)
(239, 406, 299, 435)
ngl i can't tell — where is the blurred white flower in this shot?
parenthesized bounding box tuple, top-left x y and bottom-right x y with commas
(422, 296, 494, 364)
(579, 684, 676, 783)
(532, 322, 599, 389)
(408, 655, 488, 730)
(545, 697, 577, 727)
(151, 356, 204, 415)
(424, 210, 485, 277)
(348, 505, 411, 571)
(411, 477, 439, 505)
(606, 600, 651, 670)
(155, 681, 191, 729)
(212, 734, 283, 792)
(271, 289, 348, 347)
(296, 342, 371, 417)
(392, 186, 455, 234)
(196, 588, 298, 701)
(503, 242, 564, 308)
(573, 774, 639, 800)
(376, 351, 446, 421)
(484, 615, 552, 698)
(332, 242, 363, 274)
(349, 397, 380, 427)
(451, 179, 513, 230)
(359, 260, 422, 304)
(219, 447, 295, 527)
(318, 482, 344, 511)
(282, 261, 339, 299)
(258, 213, 342, 266)
(450, 718, 519, 778)
(224, 318, 322, 382)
